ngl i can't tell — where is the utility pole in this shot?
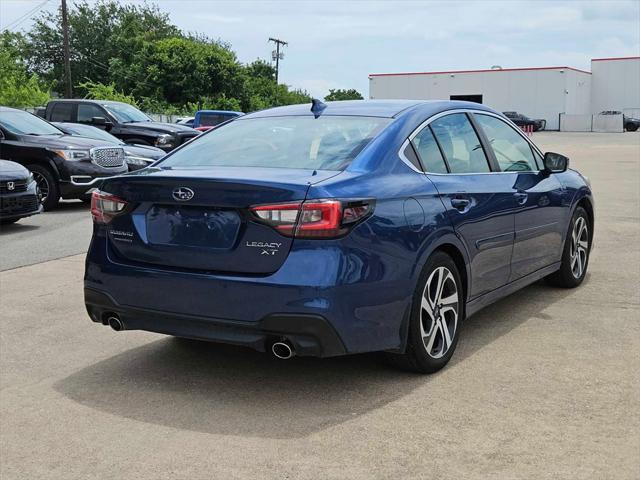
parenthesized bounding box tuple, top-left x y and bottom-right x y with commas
(61, 0, 72, 98)
(268, 37, 287, 85)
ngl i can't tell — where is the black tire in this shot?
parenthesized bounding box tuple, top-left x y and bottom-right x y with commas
(0, 218, 19, 225)
(626, 124, 638, 132)
(546, 206, 591, 288)
(28, 164, 59, 211)
(387, 251, 464, 373)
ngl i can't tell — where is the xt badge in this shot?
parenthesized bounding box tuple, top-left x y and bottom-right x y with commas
(246, 241, 282, 256)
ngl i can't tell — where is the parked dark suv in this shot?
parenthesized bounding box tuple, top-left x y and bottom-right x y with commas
(0, 107, 127, 210)
(503, 111, 546, 131)
(42, 100, 199, 151)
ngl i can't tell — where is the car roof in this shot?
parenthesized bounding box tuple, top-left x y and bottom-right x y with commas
(0, 106, 30, 113)
(242, 99, 495, 119)
(47, 99, 127, 106)
(196, 110, 244, 115)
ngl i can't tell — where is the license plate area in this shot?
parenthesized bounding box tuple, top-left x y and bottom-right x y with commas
(146, 205, 241, 249)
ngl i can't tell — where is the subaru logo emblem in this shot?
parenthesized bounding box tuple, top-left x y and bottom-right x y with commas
(7, 182, 15, 191)
(172, 187, 194, 201)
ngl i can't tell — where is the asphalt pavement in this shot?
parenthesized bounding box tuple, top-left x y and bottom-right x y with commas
(0, 132, 639, 479)
(0, 200, 92, 271)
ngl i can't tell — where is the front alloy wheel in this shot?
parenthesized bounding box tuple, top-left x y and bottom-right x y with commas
(546, 206, 591, 288)
(569, 216, 589, 279)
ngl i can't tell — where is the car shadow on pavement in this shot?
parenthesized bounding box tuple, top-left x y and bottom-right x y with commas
(0, 223, 40, 235)
(55, 279, 579, 439)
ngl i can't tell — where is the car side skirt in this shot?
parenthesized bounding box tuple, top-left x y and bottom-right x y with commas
(466, 262, 561, 318)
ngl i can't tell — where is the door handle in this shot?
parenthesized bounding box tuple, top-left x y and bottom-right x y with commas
(514, 192, 528, 205)
(451, 197, 471, 211)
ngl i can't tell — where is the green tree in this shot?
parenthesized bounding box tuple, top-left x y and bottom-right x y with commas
(324, 88, 364, 101)
(25, 0, 179, 96)
(0, 31, 50, 107)
(77, 81, 138, 106)
(18, 1, 314, 113)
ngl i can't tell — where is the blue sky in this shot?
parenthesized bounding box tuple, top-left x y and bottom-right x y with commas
(2, 0, 639, 98)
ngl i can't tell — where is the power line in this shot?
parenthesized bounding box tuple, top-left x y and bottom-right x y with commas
(268, 37, 287, 85)
(61, 0, 72, 97)
(4, 0, 51, 31)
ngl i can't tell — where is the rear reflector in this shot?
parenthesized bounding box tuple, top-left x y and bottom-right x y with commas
(250, 199, 373, 239)
(91, 190, 127, 224)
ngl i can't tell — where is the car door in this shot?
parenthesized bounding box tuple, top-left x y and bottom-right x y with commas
(472, 113, 567, 280)
(412, 112, 517, 299)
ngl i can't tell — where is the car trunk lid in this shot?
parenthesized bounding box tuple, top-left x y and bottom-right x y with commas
(100, 167, 340, 274)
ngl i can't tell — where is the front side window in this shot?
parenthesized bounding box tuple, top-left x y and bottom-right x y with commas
(474, 114, 537, 172)
(430, 113, 490, 174)
(161, 115, 391, 171)
(411, 126, 448, 173)
(78, 104, 107, 123)
(0, 110, 63, 136)
(50, 103, 73, 122)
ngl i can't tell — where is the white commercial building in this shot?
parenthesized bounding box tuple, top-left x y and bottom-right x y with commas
(369, 56, 640, 131)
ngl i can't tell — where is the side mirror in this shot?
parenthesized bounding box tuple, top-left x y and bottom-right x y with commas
(91, 116, 113, 131)
(543, 152, 569, 173)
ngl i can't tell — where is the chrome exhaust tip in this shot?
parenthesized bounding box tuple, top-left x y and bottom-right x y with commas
(271, 341, 295, 360)
(107, 314, 124, 332)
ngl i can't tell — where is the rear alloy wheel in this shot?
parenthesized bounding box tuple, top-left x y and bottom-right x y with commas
(546, 206, 591, 288)
(28, 165, 59, 211)
(387, 251, 463, 373)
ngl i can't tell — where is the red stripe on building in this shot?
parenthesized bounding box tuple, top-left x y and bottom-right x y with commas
(369, 66, 592, 78)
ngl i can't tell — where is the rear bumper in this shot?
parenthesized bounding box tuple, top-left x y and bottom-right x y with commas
(84, 234, 415, 355)
(85, 288, 346, 357)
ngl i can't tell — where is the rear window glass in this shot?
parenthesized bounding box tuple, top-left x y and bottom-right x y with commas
(160, 116, 391, 171)
(199, 114, 232, 126)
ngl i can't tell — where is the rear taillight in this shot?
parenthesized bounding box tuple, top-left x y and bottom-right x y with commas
(250, 199, 373, 239)
(90, 190, 127, 224)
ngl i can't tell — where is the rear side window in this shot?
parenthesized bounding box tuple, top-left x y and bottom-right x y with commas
(411, 126, 448, 173)
(430, 113, 490, 173)
(474, 114, 537, 172)
(78, 104, 106, 123)
(50, 103, 73, 122)
(199, 114, 229, 127)
(161, 116, 391, 171)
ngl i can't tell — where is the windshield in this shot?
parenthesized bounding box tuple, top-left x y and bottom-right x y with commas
(160, 115, 391, 170)
(0, 110, 63, 136)
(103, 103, 151, 123)
(63, 123, 121, 144)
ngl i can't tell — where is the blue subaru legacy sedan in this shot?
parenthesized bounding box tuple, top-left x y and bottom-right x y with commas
(85, 100, 594, 373)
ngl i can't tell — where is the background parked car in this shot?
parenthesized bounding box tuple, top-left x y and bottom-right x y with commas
(599, 110, 639, 132)
(192, 110, 244, 132)
(0, 106, 127, 210)
(53, 122, 165, 171)
(0, 159, 42, 225)
(175, 117, 195, 127)
(503, 111, 546, 131)
(42, 99, 199, 151)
